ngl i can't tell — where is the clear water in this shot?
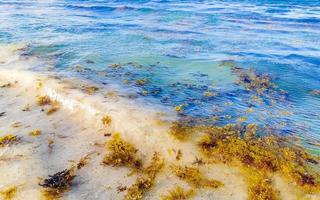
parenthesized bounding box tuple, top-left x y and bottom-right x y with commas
(0, 0, 319, 151)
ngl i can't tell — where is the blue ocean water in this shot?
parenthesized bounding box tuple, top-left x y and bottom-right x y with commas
(0, 0, 319, 151)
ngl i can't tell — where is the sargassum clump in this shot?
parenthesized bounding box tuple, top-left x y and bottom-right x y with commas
(102, 133, 142, 169)
(171, 165, 223, 189)
(161, 186, 195, 200)
(0, 185, 17, 200)
(125, 152, 164, 200)
(0, 134, 19, 147)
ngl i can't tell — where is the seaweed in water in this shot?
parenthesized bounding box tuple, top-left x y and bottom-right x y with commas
(46, 101, 60, 115)
(29, 129, 42, 137)
(101, 115, 112, 126)
(235, 69, 275, 94)
(82, 85, 99, 95)
(197, 124, 320, 194)
(246, 170, 281, 200)
(169, 121, 193, 141)
(40, 155, 91, 199)
(171, 165, 223, 189)
(125, 152, 164, 200)
(0, 134, 19, 147)
(161, 186, 195, 200)
(0, 186, 17, 200)
(37, 95, 52, 106)
(102, 133, 142, 169)
(40, 168, 76, 200)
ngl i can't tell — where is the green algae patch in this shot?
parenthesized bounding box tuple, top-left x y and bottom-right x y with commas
(197, 124, 320, 194)
(161, 186, 195, 200)
(125, 152, 164, 200)
(171, 165, 223, 189)
(103, 133, 142, 169)
(0, 185, 17, 200)
(0, 134, 19, 147)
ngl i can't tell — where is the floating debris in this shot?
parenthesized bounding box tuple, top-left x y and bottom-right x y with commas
(171, 165, 223, 189)
(174, 105, 184, 112)
(0, 185, 17, 200)
(203, 92, 216, 97)
(135, 79, 148, 86)
(29, 129, 41, 137)
(109, 63, 121, 68)
(125, 152, 164, 200)
(37, 95, 52, 106)
(0, 134, 19, 147)
(0, 111, 5, 117)
(101, 115, 112, 126)
(161, 186, 195, 200)
(102, 133, 142, 169)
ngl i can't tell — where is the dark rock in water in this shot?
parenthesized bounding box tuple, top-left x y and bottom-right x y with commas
(0, 112, 5, 117)
(86, 60, 95, 64)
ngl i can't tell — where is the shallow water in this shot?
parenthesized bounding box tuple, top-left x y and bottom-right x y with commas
(0, 1, 320, 149)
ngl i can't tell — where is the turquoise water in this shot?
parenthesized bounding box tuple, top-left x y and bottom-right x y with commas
(0, 0, 319, 150)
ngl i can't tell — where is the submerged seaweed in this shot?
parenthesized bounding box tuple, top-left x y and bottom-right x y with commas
(0, 134, 19, 147)
(125, 152, 164, 200)
(103, 133, 142, 169)
(101, 115, 112, 126)
(39, 155, 91, 199)
(197, 124, 320, 194)
(171, 165, 223, 189)
(0, 185, 17, 200)
(161, 186, 195, 200)
(37, 95, 52, 106)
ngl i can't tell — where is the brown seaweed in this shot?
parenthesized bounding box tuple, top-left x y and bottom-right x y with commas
(161, 186, 195, 200)
(0, 135, 19, 147)
(102, 133, 142, 169)
(171, 165, 223, 189)
(0, 185, 17, 200)
(197, 124, 320, 193)
(125, 152, 164, 200)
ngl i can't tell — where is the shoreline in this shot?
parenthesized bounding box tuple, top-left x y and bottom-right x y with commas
(0, 43, 319, 200)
